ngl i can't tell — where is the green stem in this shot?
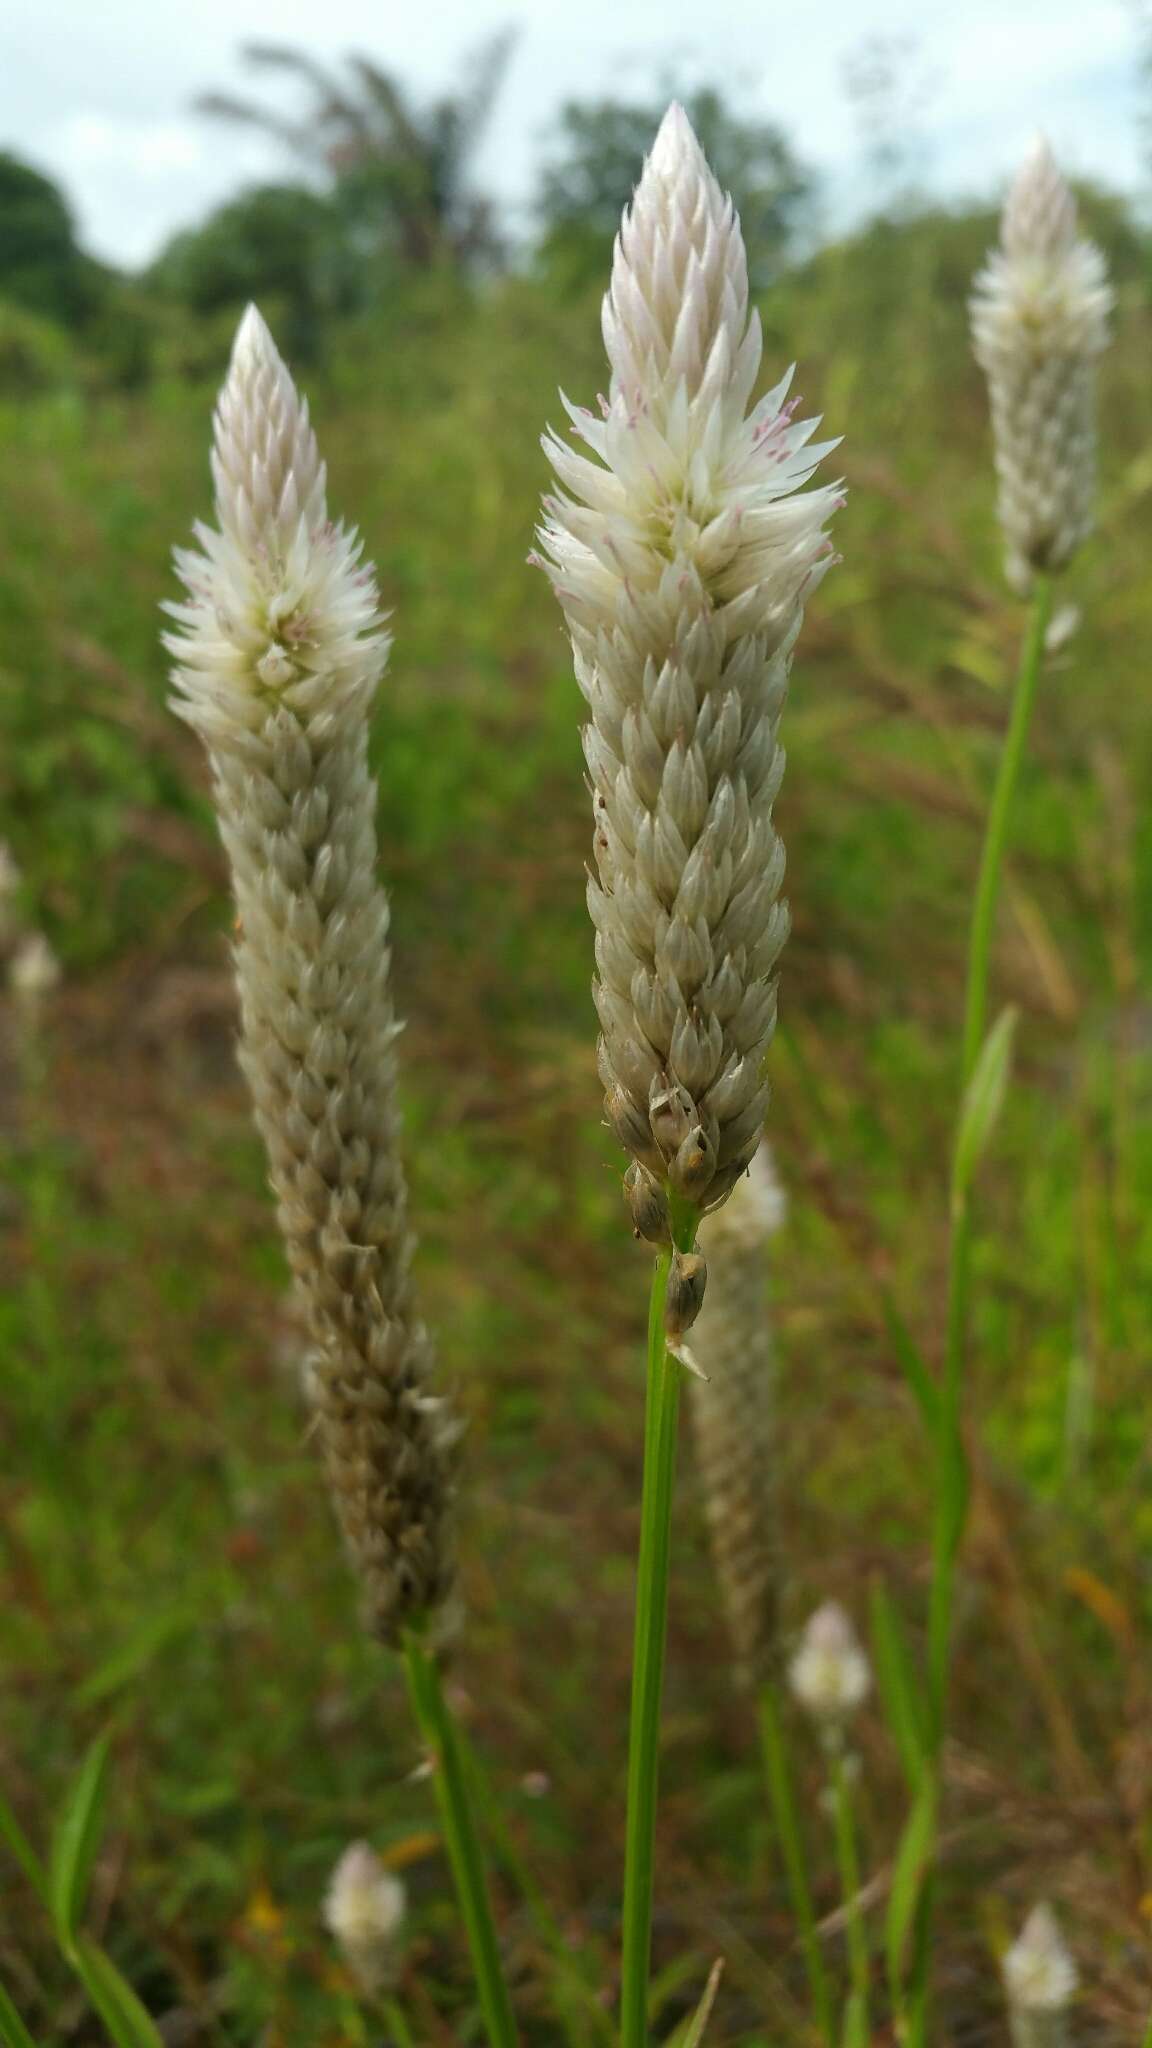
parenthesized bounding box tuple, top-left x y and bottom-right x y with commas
(830, 1750, 869, 2047)
(619, 1210, 695, 2048)
(402, 1629, 518, 2048)
(907, 576, 1052, 2031)
(758, 1688, 835, 2047)
(961, 575, 1052, 1084)
(929, 575, 1050, 1728)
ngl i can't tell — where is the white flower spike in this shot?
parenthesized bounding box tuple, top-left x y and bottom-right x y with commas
(537, 104, 840, 1240)
(165, 306, 457, 1645)
(971, 138, 1111, 587)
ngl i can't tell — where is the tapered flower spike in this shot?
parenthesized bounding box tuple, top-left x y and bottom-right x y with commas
(970, 137, 1111, 589)
(165, 305, 458, 1645)
(537, 103, 841, 1255)
(788, 1600, 870, 1735)
(1002, 1903, 1077, 2048)
(690, 1144, 786, 1686)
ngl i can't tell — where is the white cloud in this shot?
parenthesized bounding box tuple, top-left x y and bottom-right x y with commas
(0, 0, 1145, 267)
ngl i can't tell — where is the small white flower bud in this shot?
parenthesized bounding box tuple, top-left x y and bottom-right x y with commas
(1003, 1903, 1077, 2048)
(324, 1842, 407, 1995)
(788, 1601, 870, 1731)
(8, 932, 61, 1004)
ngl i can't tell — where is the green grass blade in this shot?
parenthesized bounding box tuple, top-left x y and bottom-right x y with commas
(951, 1006, 1017, 1209)
(0, 1784, 48, 1904)
(0, 1974, 38, 2048)
(71, 1940, 164, 2048)
(49, 1732, 112, 1953)
(884, 1781, 936, 2017)
(869, 1582, 927, 1788)
(669, 1958, 724, 2048)
(758, 1687, 834, 2046)
(880, 1293, 940, 1437)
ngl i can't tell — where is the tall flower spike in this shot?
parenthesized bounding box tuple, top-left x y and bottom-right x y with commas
(165, 306, 457, 1644)
(1002, 1903, 1077, 2048)
(690, 1145, 785, 1686)
(537, 103, 840, 1243)
(970, 138, 1111, 589)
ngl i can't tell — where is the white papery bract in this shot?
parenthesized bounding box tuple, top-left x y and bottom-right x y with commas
(1003, 1903, 1077, 2048)
(537, 104, 840, 1226)
(691, 1144, 785, 1685)
(971, 139, 1111, 587)
(165, 306, 457, 1645)
(788, 1600, 870, 1732)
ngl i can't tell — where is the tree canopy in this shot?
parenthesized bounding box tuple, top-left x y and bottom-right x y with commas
(536, 86, 815, 289)
(195, 31, 516, 276)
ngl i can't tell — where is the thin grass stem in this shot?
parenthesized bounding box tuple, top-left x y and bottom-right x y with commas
(830, 1750, 870, 2047)
(962, 576, 1053, 1082)
(402, 1629, 518, 2048)
(908, 575, 1053, 2032)
(619, 1210, 695, 2048)
(758, 1687, 835, 2046)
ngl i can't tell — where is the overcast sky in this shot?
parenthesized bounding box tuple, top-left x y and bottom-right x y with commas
(2, 0, 1146, 269)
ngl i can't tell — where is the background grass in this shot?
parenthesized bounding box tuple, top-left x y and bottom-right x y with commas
(2, 209, 1152, 2043)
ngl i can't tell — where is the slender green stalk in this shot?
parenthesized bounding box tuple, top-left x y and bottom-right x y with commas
(402, 1630, 518, 2048)
(961, 576, 1053, 1083)
(906, 578, 1052, 2036)
(830, 1751, 870, 2047)
(619, 1209, 695, 2048)
(467, 1740, 614, 2048)
(758, 1688, 835, 2046)
(930, 575, 1051, 1727)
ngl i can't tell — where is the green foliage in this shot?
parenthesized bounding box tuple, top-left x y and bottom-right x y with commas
(0, 150, 94, 327)
(0, 291, 78, 395)
(536, 84, 813, 291)
(1, 191, 1151, 2041)
(150, 182, 356, 364)
(195, 30, 515, 277)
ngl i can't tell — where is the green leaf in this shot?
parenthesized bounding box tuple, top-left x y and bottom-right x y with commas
(952, 1006, 1018, 1207)
(869, 1582, 927, 1789)
(74, 1611, 187, 1711)
(881, 1293, 940, 1436)
(648, 1948, 707, 2027)
(71, 1940, 164, 2048)
(49, 1733, 112, 1953)
(842, 1986, 869, 2048)
(0, 1974, 38, 2048)
(670, 1958, 724, 2048)
(884, 1781, 937, 2008)
(0, 1783, 48, 1904)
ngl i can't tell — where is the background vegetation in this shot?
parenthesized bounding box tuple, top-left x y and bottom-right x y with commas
(1, 29, 1151, 2045)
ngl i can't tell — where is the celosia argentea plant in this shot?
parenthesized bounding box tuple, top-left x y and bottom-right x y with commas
(538, 102, 841, 2047)
(877, 139, 1113, 2040)
(165, 307, 516, 2048)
